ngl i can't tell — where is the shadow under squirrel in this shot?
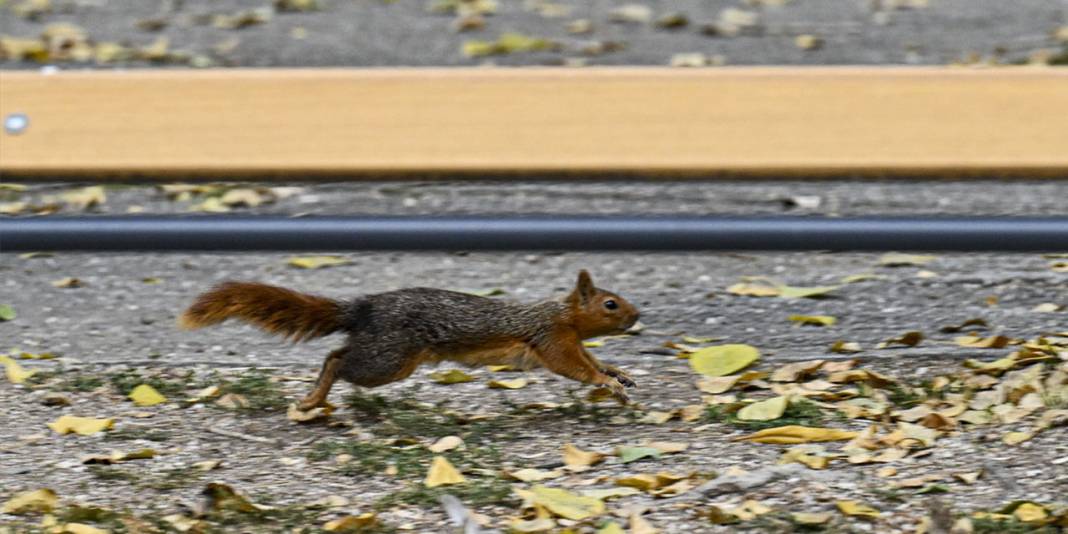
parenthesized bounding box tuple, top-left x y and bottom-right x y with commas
(179, 270, 640, 409)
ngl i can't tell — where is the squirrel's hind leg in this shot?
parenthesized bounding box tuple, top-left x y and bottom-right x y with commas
(297, 348, 345, 410)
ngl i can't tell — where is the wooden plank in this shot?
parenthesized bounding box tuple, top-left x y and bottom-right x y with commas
(1, 67, 1066, 179)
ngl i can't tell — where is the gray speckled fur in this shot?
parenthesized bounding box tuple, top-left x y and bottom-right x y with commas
(336, 288, 565, 385)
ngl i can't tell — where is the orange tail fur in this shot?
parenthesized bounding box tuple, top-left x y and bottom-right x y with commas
(178, 281, 341, 342)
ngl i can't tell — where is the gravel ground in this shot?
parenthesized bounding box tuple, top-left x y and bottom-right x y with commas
(1, 0, 1066, 68)
(1, 181, 1066, 532)
(3, 1, 1068, 531)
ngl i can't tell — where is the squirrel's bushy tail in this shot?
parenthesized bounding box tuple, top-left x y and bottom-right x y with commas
(178, 281, 342, 342)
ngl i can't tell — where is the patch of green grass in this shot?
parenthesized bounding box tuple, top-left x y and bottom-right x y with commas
(216, 369, 289, 411)
(705, 399, 826, 430)
(887, 384, 927, 409)
(870, 486, 906, 504)
(972, 517, 1059, 534)
(346, 391, 514, 443)
(375, 477, 516, 509)
(309, 438, 503, 478)
(108, 368, 193, 397)
(88, 466, 140, 483)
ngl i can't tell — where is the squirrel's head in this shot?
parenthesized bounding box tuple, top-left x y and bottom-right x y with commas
(565, 270, 640, 338)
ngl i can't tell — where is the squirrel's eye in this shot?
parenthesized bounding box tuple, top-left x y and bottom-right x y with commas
(603, 299, 618, 310)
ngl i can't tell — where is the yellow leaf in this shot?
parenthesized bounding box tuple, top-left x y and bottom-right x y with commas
(791, 512, 831, 525)
(770, 360, 825, 382)
(836, 500, 880, 519)
(1, 354, 36, 384)
(2, 488, 57, 515)
(47, 415, 114, 436)
(487, 378, 528, 389)
(562, 443, 604, 468)
(529, 485, 605, 520)
(583, 340, 605, 348)
(128, 384, 167, 406)
(579, 487, 641, 500)
(696, 375, 742, 394)
(430, 369, 475, 384)
(638, 411, 675, 424)
(61, 524, 108, 534)
(647, 441, 689, 454)
(323, 513, 378, 532)
(1013, 503, 1048, 523)
(510, 517, 556, 532)
(689, 344, 760, 377)
(425, 456, 466, 488)
(779, 446, 830, 469)
(428, 435, 464, 453)
(286, 256, 351, 269)
(630, 512, 658, 534)
(737, 425, 858, 444)
(1002, 431, 1033, 446)
(829, 341, 863, 353)
(789, 315, 836, 326)
(287, 402, 334, 422)
(596, 522, 626, 534)
(508, 468, 564, 482)
(727, 281, 781, 297)
(737, 396, 788, 421)
(954, 334, 1012, 349)
(777, 285, 840, 299)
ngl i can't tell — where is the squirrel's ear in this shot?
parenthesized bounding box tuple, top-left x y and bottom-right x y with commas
(572, 270, 596, 302)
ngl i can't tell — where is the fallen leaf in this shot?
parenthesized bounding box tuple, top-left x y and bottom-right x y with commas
(323, 513, 378, 532)
(528, 485, 604, 520)
(778, 284, 840, 299)
(789, 315, 836, 327)
(836, 500, 880, 519)
(727, 280, 782, 297)
(580, 487, 641, 500)
(771, 360, 825, 382)
(1, 354, 35, 384)
(510, 517, 556, 532)
(1002, 431, 1033, 446)
(203, 482, 273, 513)
(630, 512, 658, 533)
(737, 425, 858, 444)
(47, 415, 114, 436)
(1013, 502, 1048, 523)
(638, 411, 675, 424)
(609, 4, 652, 23)
(616, 446, 662, 463)
(286, 402, 333, 422)
(690, 344, 760, 377)
(737, 396, 788, 421)
(841, 273, 883, 284)
(596, 522, 626, 534)
(508, 468, 564, 482)
(60, 186, 106, 210)
(487, 378, 528, 389)
(2, 488, 57, 514)
(562, 443, 605, 468)
(62, 523, 108, 534)
(82, 448, 157, 464)
(287, 256, 351, 269)
(647, 441, 689, 454)
(51, 277, 83, 288)
(429, 435, 464, 453)
(795, 34, 823, 50)
(193, 460, 222, 471)
(430, 369, 475, 384)
(829, 341, 863, 353)
(953, 471, 982, 484)
(791, 512, 831, 526)
(954, 334, 1012, 349)
(0, 304, 15, 321)
(939, 318, 988, 333)
(876, 331, 923, 349)
(129, 384, 167, 406)
(1032, 303, 1062, 313)
(879, 253, 936, 266)
(425, 456, 466, 487)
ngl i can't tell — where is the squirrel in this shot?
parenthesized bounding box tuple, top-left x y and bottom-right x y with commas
(178, 270, 640, 409)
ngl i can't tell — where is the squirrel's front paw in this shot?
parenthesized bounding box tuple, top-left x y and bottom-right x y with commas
(601, 365, 637, 388)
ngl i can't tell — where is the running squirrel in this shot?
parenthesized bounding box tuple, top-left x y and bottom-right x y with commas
(178, 270, 640, 409)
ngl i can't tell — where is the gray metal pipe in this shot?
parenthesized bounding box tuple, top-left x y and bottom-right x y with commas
(1, 215, 1067, 252)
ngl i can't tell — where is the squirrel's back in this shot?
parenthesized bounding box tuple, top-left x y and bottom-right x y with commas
(344, 288, 564, 350)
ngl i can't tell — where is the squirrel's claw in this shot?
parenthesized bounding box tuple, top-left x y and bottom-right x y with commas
(601, 365, 637, 389)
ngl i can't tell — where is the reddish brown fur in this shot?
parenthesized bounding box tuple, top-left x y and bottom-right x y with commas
(178, 281, 341, 342)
